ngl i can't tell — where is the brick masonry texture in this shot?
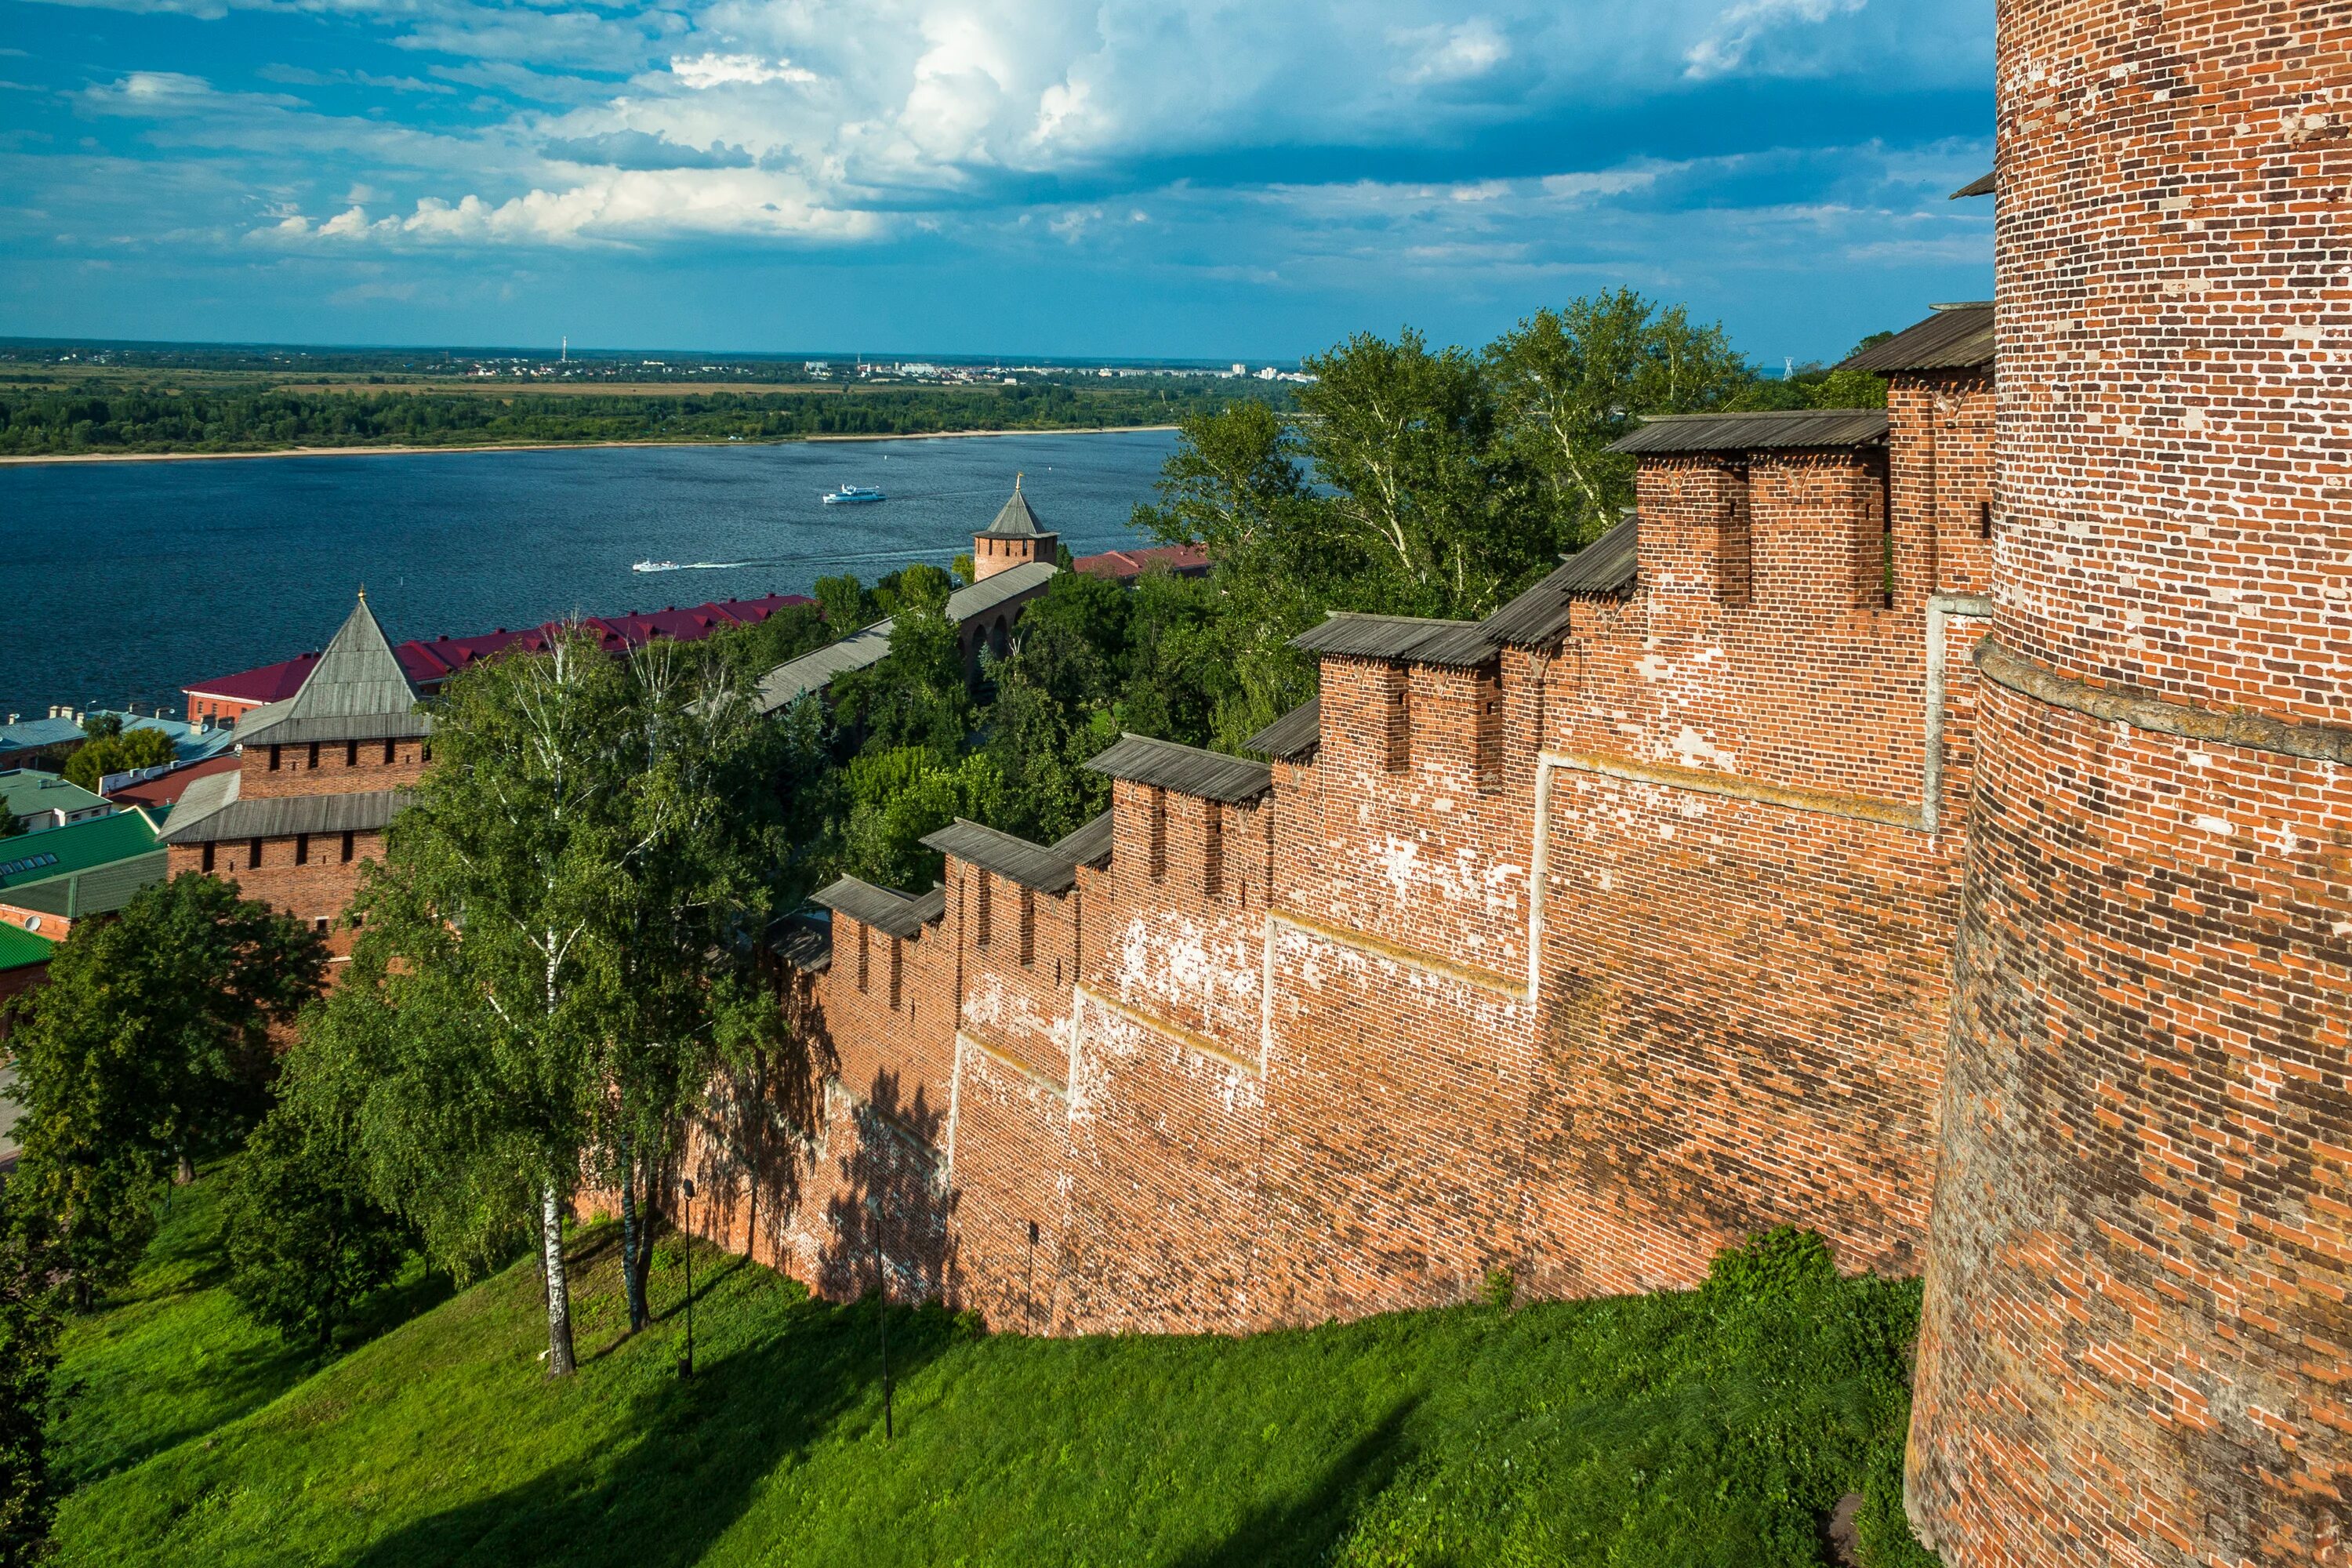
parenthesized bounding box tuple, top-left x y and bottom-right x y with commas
(627, 12, 2350, 1559)
(1904, 1, 2352, 1565)
(166, 736, 425, 959)
(663, 407, 2005, 1337)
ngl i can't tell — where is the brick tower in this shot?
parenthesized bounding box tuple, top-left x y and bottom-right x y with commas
(972, 474, 1057, 581)
(161, 591, 430, 964)
(1906, 2, 2352, 1565)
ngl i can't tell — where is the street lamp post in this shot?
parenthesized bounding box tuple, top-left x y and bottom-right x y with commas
(678, 1177, 696, 1381)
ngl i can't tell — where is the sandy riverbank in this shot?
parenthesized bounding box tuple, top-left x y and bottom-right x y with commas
(0, 426, 1180, 468)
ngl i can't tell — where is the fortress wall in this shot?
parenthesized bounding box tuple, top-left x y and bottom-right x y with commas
(1888, 368, 1997, 603)
(668, 385, 1999, 1338)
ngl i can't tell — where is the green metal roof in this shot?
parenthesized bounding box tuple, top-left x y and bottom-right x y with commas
(0, 769, 109, 822)
(0, 920, 55, 973)
(0, 808, 166, 919)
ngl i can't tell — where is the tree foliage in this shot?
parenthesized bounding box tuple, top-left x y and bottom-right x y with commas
(0, 1215, 63, 1568)
(3, 874, 324, 1305)
(302, 628, 787, 1369)
(220, 1103, 411, 1349)
(62, 727, 176, 793)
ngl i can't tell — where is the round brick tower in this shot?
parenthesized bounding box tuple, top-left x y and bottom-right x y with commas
(1906, 2, 2352, 1565)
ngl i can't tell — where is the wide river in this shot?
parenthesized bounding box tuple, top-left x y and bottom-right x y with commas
(0, 430, 1178, 722)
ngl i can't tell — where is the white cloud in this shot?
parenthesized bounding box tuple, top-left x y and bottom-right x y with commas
(1684, 0, 1867, 79)
(1391, 20, 1509, 85)
(262, 171, 883, 246)
(670, 53, 817, 89)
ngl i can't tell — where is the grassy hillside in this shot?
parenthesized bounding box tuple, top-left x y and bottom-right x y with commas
(48, 1171, 1936, 1567)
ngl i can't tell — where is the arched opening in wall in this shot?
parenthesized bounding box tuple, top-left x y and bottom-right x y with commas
(345, 740, 358, 768)
(975, 871, 992, 949)
(1018, 888, 1035, 966)
(295, 833, 310, 866)
(307, 742, 320, 770)
(992, 615, 1008, 658)
(888, 938, 903, 1011)
(201, 842, 215, 873)
(1203, 801, 1223, 898)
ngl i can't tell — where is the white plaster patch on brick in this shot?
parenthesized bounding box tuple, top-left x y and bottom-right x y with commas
(1672, 725, 1740, 772)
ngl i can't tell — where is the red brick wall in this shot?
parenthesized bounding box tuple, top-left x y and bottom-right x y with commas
(661, 392, 2000, 1340)
(238, 736, 428, 800)
(168, 831, 381, 959)
(1904, 2, 2352, 1565)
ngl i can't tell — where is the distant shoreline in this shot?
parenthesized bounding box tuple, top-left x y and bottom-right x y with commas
(0, 425, 1181, 468)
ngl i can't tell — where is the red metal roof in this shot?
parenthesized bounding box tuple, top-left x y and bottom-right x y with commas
(1071, 543, 1210, 581)
(185, 593, 814, 704)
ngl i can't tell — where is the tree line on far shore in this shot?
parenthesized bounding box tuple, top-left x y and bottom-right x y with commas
(0, 292, 1891, 1563)
(0, 379, 1269, 456)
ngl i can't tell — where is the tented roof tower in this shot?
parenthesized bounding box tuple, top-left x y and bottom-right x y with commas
(974, 474, 1058, 581)
(238, 591, 430, 746)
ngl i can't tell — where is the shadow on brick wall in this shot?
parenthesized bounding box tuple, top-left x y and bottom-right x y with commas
(684, 963, 837, 1267)
(816, 1067, 953, 1305)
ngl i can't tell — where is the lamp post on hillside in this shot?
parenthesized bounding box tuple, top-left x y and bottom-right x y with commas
(866, 1194, 891, 1442)
(678, 1177, 697, 1381)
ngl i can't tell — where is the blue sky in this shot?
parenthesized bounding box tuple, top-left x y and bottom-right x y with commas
(0, 0, 1992, 362)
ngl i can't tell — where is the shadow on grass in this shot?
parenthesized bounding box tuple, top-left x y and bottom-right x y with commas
(335, 1296, 959, 1568)
(1168, 1397, 1421, 1568)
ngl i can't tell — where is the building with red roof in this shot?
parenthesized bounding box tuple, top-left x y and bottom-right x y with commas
(183, 592, 814, 727)
(1069, 543, 1210, 583)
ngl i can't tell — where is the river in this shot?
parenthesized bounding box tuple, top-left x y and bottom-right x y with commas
(0, 430, 1180, 721)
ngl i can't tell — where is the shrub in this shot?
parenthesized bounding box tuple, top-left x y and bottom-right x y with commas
(220, 1109, 409, 1350)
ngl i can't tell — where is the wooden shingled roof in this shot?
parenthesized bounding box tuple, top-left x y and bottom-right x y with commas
(1084, 733, 1273, 804)
(1479, 515, 1640, 648)
(1245, 698, 1321, 762)
(920, 817, 1089, 894)
(810, 877, 946, 938)
(1606, 408, 1889, 456)
(1290, 613, 1498, 669)
(1839, 303, 1994, 375)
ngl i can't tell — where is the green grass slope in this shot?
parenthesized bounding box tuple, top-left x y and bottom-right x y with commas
(50, 1175, 1936, 1568)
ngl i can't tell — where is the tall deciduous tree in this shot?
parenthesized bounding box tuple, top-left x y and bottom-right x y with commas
(598, 640, 790, 1333)
(307, 629, 791, 1369)
(3, 873, 323, 1305)
(1295, 328, 1529, 618)
(1485, 289, 1753, 554)
(308, 631, 627, 1376)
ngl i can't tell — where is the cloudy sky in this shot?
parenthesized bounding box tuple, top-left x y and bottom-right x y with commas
(0, 0, 1992, 361)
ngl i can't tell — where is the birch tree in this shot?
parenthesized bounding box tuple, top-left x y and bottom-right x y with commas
(310, 631, 626, 1375)
(1485, 290, 1751, 554)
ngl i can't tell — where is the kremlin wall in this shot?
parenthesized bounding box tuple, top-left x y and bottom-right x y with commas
(160, 0, 2347, 1559)
(669, 1, 2352, 1559)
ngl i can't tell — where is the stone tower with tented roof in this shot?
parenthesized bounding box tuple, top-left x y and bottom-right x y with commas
(161, 590, 430, 964)
(972, 474, 1058, 581)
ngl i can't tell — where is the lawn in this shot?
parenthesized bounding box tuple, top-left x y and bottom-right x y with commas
(48, 1171, 1936, 1567)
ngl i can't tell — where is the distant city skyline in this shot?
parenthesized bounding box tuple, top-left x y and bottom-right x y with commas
(1, 0, 1992, 365)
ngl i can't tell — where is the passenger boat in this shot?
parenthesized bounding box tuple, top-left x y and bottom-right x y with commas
(632, 560, 678, 573)
(821, 484, 886, 505)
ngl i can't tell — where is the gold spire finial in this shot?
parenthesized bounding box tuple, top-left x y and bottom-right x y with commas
(357, 584, 367, 601)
